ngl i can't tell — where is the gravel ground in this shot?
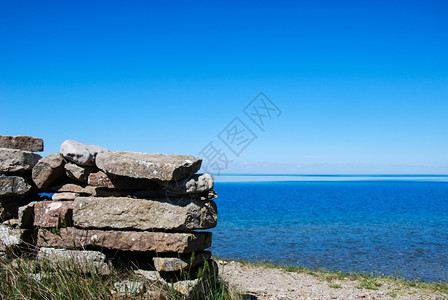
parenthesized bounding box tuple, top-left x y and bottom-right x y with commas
(217, 260, 446, 300)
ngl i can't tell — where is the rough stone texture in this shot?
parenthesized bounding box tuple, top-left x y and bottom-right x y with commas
(135, 269, 164, 282)
(114, 280, 145, 295)
(1, 198, 33, 221)
(18, 201, 38, 228)
(49, 183, 127, 197)
(0, 135, 44, 152)
(73, 197, 217, 231)
(33, 201, 73, 228)
(0, 148, 41, 174)
(32, 153, 66, 190)
(0, 225, 21, 251)
(95, 151, 202, 181)
(52, 192, 79, 201)
(172, 279, 200, 296)
(0, 175, 35, 198)
(64, 163, 96, 183)
(0, 225, 31, 251)
(87, 171, 159, 190)
(60, 140, 108, 166)
(153, 251, 212, 272)
(37, 247, 111, 275)
(161, 173, 214, 194)
(37, 228, 212, 253)
(50, 183, 97, 194)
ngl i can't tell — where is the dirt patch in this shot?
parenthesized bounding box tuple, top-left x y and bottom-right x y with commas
(217, 260, 445, 300)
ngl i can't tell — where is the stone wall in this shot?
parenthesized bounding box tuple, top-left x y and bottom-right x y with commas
(0, 135, 218, 296)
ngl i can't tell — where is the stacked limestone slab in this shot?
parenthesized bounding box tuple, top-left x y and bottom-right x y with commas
(0, 136, 43, 255)
(0, 135, 42, 221)
(0, 136, 219, 296)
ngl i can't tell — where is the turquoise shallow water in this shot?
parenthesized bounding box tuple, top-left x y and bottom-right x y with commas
(210, 179, 448, 282)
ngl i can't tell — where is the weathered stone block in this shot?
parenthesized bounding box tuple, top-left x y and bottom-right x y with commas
(135, 269, 164, 282)
(33, 201, 73, 228)
(50, 183, 95, 194)
(87, 171, 159, 190)
(0, 175, 35, 198)
(153, 251, 212, 272)
(60, 140, 108, 166)
(95, 151, 202, 181)
(37, 228, 212, 253)
(161, 173, 214, 194)
(0, 135, 44, 152)
(64, 163, 97, 183)
(37, 247, 111, 275)
(32, 153, 66, 190)
(0, 148, 41, 174)
(52, 192, 79, 201)
(73, 196, 217, 231)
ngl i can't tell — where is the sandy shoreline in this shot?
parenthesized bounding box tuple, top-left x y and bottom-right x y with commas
(217, 260, 447, 300)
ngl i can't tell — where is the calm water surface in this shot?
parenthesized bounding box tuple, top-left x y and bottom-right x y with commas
(210, 178, 448, 282)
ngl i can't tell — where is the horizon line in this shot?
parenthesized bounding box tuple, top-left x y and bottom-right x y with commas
(210, 173, 448, 177)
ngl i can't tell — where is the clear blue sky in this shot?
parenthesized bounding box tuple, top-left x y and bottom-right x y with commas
(1, 0, 447, 174)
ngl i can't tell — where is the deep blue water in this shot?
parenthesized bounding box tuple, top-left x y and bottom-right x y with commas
(209, 180, 448, 282)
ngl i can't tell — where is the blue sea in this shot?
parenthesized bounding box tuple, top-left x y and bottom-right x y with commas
(209, 175, 448, 282)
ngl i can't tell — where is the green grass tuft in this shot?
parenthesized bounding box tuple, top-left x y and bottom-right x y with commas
(0, 255, 242, 300)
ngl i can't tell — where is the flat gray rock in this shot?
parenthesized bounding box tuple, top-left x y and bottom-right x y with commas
(153, 251, 212, 272)
(135, 269, 165, 283)
(37, 228, 212, 253)
(52, 192, 79, 201)
(60, 140, 108, 166)
(32, 153, 66, 190)
(64, 163, 97, 183)
(0, 148, 41, 174)
(49, 183, 97, 194)
(73, 196, 217, 231)
(87, 171, 159, 190)
(49, 183, 128, 197)
(0, 135, 44, 152)
(0, 175, 35, 198)
(95, 151, 202, 181)
(162, 173, 214, 194)
(37, 247, 110, 275)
